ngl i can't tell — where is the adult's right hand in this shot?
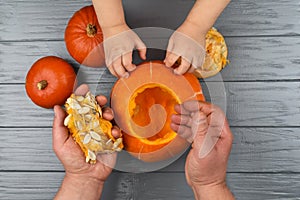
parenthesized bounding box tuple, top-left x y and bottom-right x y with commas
(171, 101, 234, 195)
(102, 24, 147, 78)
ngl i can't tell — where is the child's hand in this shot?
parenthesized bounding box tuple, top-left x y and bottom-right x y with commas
(102, 24, 146, 78)
(164, 21, 206, 75)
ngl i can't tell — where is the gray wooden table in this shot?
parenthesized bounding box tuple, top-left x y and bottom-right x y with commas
(1, 0, 300, 199)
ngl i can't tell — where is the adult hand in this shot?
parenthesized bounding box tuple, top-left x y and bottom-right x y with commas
(52, 84, 120, 184)
(171, 101, 234, 199)
(164, 21, 206, 75)
(102, 24, 147, 78)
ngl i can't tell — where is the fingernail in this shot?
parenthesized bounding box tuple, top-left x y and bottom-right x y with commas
(173, 69, 180, 75)
(164, 61, 170, 67)
(131, 65, 137, 71)
(170, 114, 176, 121)
(121, 72, 130, 79)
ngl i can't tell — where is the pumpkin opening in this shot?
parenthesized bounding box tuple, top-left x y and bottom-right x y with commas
(111, 61, 205, 162)
(128, 83, 179, 144)
(86, 24, 97, 37)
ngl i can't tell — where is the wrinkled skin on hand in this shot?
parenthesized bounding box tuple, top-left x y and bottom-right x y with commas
(171, 100, 233, 187)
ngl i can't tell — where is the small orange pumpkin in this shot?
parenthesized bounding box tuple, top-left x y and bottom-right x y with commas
(65, 5, 105, 67)
(111, 61, 204, 162)
(25, 56, 77, 108)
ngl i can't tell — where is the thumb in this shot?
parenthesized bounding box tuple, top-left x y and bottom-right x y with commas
(52, 105, 69, 150)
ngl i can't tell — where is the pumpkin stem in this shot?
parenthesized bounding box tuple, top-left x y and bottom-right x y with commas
(86, 24, 97, 37)
(37, 80, 48, 90)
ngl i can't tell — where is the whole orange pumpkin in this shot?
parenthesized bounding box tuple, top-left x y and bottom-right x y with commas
(111, 61, 205, 162)
(65, 5, 105, 68)
(25, 56, 77, 108)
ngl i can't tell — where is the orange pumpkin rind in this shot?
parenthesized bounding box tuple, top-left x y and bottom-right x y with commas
(25, 56, 77, 109)
(65, 5, 105, 68)
(64, 92, 123, 164)
(111, 61, 205, 162)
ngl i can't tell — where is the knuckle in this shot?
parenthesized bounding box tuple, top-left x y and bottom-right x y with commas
(111, 62, 121, 70)
(107, 66, 116, 75)
(198, 112, 207, 119)
(111, 62, 119, 69)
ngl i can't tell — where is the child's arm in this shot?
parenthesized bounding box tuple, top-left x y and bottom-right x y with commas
(165, 0, 231, 74)
(185, 0, 231, 36)
(92, 0, 126, 35)
(92, 0, 146, 78)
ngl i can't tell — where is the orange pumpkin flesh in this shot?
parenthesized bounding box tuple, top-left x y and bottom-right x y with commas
(25, 56, 77, 109)
(65, 5, 105, 67)
(64, 92, 123, 164)
(111, 61, 204, 162)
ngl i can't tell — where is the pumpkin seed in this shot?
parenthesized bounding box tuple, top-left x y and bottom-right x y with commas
(79, 131, 86, 136)
(93, 120, 100, 128)
(85, 114, 92, 121)
(85, 156, 90, 163)
(96, 105, 102, 117)
(75, 121, 82, 130)
(88, 150, 96, 161)
(115, 147, 122, 152)
(76, 96, 84, 102)
(78, 106, 90, 114)
(90, 131, 101, 141)
(113, 138, 123, 149)
(64, 114, 71, 126)
(67, 98, 81, 109)
(64, 91, 124, 164)
(106, 138, 112, 145)
(83, 134, 91, 144)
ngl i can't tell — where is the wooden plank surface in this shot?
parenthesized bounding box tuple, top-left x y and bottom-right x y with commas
(0, 172, 134, 200)
(1, 128, 300, 173)
(135, 172, 300, 200)
(124, 0, 300, 37)
(1, 0, 300, 199)
(1, 172, 300, 200)
(1, 0, 300, 41)
(1, 82, 300, 127)
(1, 36, 300, 84)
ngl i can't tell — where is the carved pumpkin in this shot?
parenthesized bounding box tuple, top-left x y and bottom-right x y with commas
(111, 61, 204, 162)
(25, 56, 77, 109)
(194, 27, 228, 78)
(65, 5, 105, 67)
